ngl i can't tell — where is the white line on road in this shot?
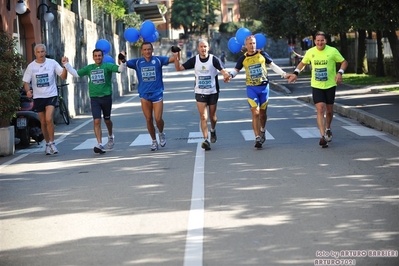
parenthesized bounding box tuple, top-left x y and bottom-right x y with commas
(184, 142, 205, 266)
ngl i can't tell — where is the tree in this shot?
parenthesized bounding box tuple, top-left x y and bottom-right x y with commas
(171, 0, 219, 38)
(0, 31, 25, 126)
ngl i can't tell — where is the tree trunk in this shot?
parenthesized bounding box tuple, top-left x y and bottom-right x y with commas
(356, 29, 367, 74)
(384, 30, 399, 79)
(376, 30, 385, 77)
(339, 32, 348, 60)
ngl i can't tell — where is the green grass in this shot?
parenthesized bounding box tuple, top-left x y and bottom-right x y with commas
(383, 87, 399, 92)
(342, 73, 397, 86)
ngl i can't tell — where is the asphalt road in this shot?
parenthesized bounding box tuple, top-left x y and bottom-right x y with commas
(1, 64, 398, 266)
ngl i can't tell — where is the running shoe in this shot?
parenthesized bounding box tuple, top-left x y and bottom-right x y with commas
(50, 142, 58, 154)
(107, 135, 115, 149)
(94, 144, 106, 154)
(210, 130, 217, 143)
(45, 143, 52, 155)
(260, 130, 266, 144)
(319, 137, 328, 148)
(159, 132, 166, 147)
(254, 136, 262, 149)
(151, 140, 159, 151)
(325, 129, 333, 142)
(201, 139, 211, 150)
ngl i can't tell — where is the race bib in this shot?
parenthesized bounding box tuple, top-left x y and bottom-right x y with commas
(248, 64, 262, 79)
(198, 76, 212, 89)
(36, 73, 50, 87)
(142, 66, 156, 82)
(91, 69, 105, 84)
(315, 68, 328, 81)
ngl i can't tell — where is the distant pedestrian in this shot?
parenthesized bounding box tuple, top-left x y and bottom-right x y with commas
(288, 31, 348, 148)
(173, 39, 230, 150)
(63, 49, 126, 154)
(22, 44, 68, 155)
(125, 42, 176, 151)
(220, 51, 226, 64)
(226, 35, 293, 149)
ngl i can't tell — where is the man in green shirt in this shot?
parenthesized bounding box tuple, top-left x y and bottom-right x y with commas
(63, 49, 126, 154)
(289, 31, 348, 148)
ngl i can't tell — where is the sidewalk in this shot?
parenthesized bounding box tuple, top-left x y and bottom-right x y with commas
(269, 58, 399, 137)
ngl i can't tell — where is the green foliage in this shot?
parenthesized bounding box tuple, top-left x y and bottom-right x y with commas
(342, 73, 397, 86)
(171, 0, 218, 38)
(219, 22, 242, 33)
(0, 31, 25, 124)
(219, 21, 263, 35)
(122, 13, 143, 29)
(92, 0, 126, 19)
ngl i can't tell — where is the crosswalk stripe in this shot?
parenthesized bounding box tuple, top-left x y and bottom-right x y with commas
(129, 134, 154, 146)
(64, 126, 388, 150)
(73, 137, 108, 150)
(292, 127, 320, 138)
(240, 130, 275, 141)
(342, 126, 386, 136)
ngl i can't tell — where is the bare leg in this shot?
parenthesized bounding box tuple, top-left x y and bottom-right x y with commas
(153, 100, 164, 133)
(197, 101, 209, 139)
(141, 98, 156, 140)
(315, 102, 326, 137)
(93, 118, 102, 144)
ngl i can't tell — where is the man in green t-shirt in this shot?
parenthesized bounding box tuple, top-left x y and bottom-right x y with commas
(63, 49, 126, 154)
(288, 31, 348, 148)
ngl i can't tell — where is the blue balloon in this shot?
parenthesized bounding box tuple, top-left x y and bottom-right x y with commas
(144, 31, 159, 43)
(103, 55, 115, 64)
(228, 37, 242, 54)
(140, 20, 156, 39)
(95, 39, 111, 55)
(124, 28, 140, 43)
(236, 28, 252, 45)
(254, 33, 267, 49)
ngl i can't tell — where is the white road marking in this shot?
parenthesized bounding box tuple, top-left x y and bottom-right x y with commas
(343, 126, 386, 136)
(292, 127, 321, 138)
(240, 129, 275, 140)
(184, 142, 205, 266)
(129, 134, 154, 146)
(73, 137, 109, 150)
(188, 132, 207, 143)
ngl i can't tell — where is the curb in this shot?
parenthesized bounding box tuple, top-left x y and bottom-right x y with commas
(270, 82, 399, 138)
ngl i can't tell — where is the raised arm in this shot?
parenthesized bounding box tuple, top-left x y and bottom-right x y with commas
(62, 56, 80, 78)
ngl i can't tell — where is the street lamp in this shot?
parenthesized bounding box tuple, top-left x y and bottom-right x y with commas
(37, 3, 54, 22)
(15, 0, 27, 14)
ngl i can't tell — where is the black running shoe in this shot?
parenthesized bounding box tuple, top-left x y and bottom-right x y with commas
(319, 137, 328, 148)
(201, 139, 211, 150)
(254, 137, 262, 149)
(210, 131, 217, 143)
(325, 129, 333, 142)
(94, 144, 106, 154)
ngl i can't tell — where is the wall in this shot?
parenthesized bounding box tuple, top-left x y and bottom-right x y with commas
(48, 6, 131, 121)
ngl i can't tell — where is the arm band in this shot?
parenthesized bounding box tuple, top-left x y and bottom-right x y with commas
(270, 62, 287, 78)
(293, 68, 301, 76)
(229, 69, 238, 78)
(64, 62, 80, 78)
(338, 69, 344, 74)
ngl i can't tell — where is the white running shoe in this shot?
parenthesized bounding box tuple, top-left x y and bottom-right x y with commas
(50, 142, 58, 154)
(159, 132, 166, 147)
(45, 144, 52, 155)
(325, 129, 333, 142)
(151, 140, 159, 151)
(107, 135, 115, 149)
